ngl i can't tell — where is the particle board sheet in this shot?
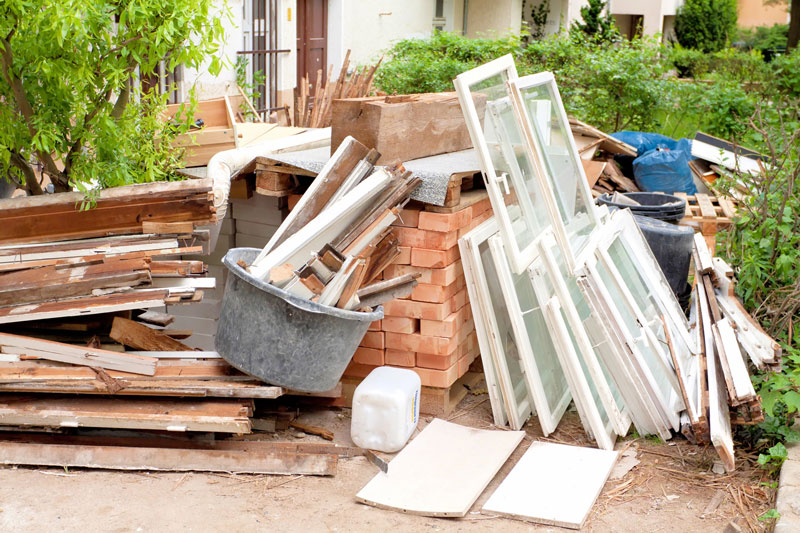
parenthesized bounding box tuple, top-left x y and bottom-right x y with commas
(355, 418, 524, 517)
(482, 442, 619, 529)
(0, 395, 253, 433)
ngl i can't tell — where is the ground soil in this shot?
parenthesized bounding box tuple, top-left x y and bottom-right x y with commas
(0, 381, 775, 532)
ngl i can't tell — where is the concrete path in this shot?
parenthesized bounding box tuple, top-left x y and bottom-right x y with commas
(775, 441, 800, 531)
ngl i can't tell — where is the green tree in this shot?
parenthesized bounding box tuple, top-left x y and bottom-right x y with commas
(0, 1, 227, 195)
(675, 0, 738, 53)
(570, 0, 619, 43)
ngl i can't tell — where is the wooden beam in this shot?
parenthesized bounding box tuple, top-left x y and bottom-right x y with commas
(110, 317, 194, 352)
(0, 332, 157, 375)
(0, 440, 337, 475)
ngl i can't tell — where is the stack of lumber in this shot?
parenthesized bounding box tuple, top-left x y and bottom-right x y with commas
(294, 50, 381, 129)
(680, 235, 780, 470)
(246, 136, 423, 312)
(0, 179, 218, 323)
(344, 194, 493, 390)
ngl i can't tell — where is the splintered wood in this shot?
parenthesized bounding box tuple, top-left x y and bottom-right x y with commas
(248, 137, 423, 312)
(683, 236, 775, 471)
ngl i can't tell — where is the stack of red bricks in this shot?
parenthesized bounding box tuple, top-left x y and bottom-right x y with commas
(344, 195, 493, 388)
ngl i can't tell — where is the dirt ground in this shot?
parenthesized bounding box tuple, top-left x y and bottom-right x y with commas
(0, 382, 775, 533)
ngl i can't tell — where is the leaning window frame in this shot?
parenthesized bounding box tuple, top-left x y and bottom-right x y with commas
(459, 216, 533, 430)
(487, 234, 572, 436)
(507, 72, 602, 274)
(533, 232, 631, 437)
(454, 55, 543, 274)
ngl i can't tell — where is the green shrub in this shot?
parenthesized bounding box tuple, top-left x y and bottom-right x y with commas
(675, 0, 738, 53)
(771, 48, 800, 96)
(738, 23, 789, 55)
(570, 0, 619, 43)
(373, 31, 521, 94)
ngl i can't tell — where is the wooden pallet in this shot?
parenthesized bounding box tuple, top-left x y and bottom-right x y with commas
(675, 193, 738, 235)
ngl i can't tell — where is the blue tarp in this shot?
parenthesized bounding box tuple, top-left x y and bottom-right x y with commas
(610, 131, 697, 194)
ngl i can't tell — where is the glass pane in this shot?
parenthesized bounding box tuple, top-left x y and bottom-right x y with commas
(518, 80, 595, 256)
(472, 74, 552, 260)
(509, 262, 569, 416)
(595, 255, 674, 403)
(478, 239, 530, 411)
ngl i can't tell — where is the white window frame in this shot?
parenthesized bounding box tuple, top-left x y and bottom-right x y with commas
(507, 72, 602, 274)
(488, 235, 571, 436)
(459, 216, 532, 429)
(455, 55, 546, 274)
(533, 232, 631, 437)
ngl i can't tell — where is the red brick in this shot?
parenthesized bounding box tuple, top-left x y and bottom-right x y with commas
(393, 207, 421, 228)
(383, 261, 463, 286)
(416, 331, 479, 370)
(352, 347, 384, 366)
(381, 317, 418, 334)
(413, 363, 460, 388)
(343, 361, 379, 379)
(360, 331, 385, 350)
(420, 305, 472, 337)
(411, 277, 466, 304)
(385, 349, 416, 367)
(395, 227, 458, 250)
(385, 332, 459, 356)
(411, 245, 460, 268)
(470, 197, 492, 217)
(394, 246, 412, 265)
(458, 210, 494, 238)
(383, 298, 454, 320)
(418, 209, 472, 232)
(458, 346, 480, 376)
(368, 320, 382, 332)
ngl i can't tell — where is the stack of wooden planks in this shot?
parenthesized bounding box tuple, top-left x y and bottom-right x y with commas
(0, 178, 218, 324)
(247, 136, 424, 312)
(678, 235, 779, 470)
(294, 50, 382, 129)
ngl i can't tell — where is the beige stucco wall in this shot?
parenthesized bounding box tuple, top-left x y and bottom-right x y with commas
(466, 0, 523, 37)
(738, 0, 790, 28)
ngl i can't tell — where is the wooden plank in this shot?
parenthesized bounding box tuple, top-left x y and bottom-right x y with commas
(110, 317, 194, 352)
(693, 233, 714, 274)
(0, 332, 157, 375)
(355, 419, 524, 517)
(581, 160, 607, 188)
(126, 351, 220, 359)
(708, 327, 736, 472)
(0, 395, 252, 433)
(482, 442, 618, 529)
(331, 93, 478, 164)
(713, 318, 757, 404)
(264, 137, 370, 252)
(0, 258, 151, 306)
(0, 290, 170, 324)
(0, 440, 336, 475)
(600, 158, 638, 193)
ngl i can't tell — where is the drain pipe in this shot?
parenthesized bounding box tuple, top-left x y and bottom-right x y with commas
(203, 127, 331, 250)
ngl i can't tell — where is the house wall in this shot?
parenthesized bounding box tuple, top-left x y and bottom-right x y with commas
(185, 0, 244, 99)
(465, 0, 523, 38)
(738, 0, 789, 28)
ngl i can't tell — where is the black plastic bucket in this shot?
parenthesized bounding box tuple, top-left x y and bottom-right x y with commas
(633, 215, 694, 311)
(597, 192, 686, 222)
(216, 248, 383, 392)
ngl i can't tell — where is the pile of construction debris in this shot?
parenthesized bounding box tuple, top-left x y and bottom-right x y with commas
(246, 136, 422, 310)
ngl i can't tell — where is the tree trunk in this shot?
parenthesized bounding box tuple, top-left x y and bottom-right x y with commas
(789, 0, 800, 50)
(9, 153, 43, 196)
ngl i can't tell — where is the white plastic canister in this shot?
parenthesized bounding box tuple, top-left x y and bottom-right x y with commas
(350, 367, 421, 453)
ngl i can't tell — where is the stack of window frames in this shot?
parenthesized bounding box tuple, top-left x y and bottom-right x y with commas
(455, 55, 698, 448)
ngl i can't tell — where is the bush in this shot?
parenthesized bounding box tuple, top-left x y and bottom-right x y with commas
(771, 48, 800, 96)
(373, 31, 521, 94)
(675, 0, 739, 53)
(738, 24, 789, 55)
(720, 99, 800, 447)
